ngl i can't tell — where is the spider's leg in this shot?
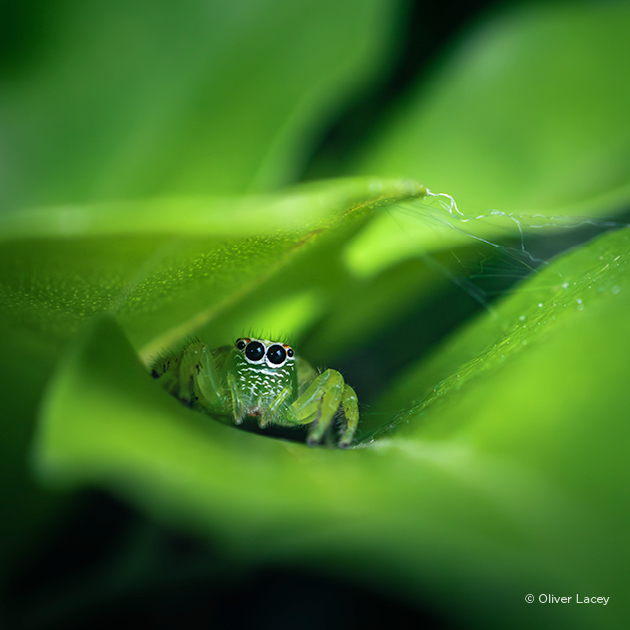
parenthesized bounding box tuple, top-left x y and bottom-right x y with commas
(259, 385, 294, 428)
(291, 369, 346, 446)
(227, 373, 245, 424)
(337, 384, 359, 448)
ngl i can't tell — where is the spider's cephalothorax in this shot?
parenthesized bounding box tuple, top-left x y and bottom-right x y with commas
(151, 336, 359, 448)
(229, 338, 298, 420)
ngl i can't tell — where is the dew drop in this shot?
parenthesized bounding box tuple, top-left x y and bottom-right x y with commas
(538, 302, 543, 308)
(612, 285, 621, 295)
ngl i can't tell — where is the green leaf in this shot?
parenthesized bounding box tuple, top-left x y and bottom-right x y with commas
(33, 226, 630, 630)
(0, 178, 426, 355)
(0, 177, 426, 570)
(354, 2, 630, 217)
(0, 0, 402, 211)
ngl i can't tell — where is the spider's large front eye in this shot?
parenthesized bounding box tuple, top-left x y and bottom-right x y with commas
(245, 341, 265, 362)
(267, 344, 286, 365)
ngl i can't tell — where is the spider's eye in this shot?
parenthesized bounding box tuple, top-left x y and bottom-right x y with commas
(286, 347, 294, 358)
(236, 339, 247, 350)
(245, 341, 265, 362)
(267, 344, 286, 365)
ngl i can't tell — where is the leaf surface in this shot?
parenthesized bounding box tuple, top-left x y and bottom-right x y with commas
(0, 0, 401, 211)
(354, 3, 630, 217)
(34, 227, 630, 630)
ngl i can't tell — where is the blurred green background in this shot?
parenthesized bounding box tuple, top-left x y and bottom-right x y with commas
(1, 1, 630, 628)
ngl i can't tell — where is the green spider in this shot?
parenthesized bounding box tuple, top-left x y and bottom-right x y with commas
(151, 337, 359, 448)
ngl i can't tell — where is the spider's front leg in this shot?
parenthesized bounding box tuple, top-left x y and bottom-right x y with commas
(193, 344, 234, 416)
(291, 369, 359, 448)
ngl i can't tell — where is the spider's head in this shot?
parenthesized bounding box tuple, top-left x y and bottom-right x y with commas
(232, 337, 297, 404)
